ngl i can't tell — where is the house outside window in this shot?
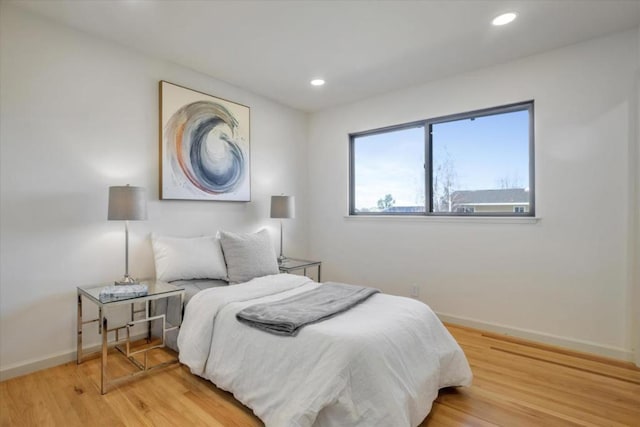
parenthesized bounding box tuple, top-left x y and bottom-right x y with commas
(451, 191, 530, 214)
(349, 101, 534, 217)
(455, 206, 475, 213)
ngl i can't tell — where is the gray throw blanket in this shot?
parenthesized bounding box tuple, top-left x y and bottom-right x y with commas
(236, 282, 380, 336)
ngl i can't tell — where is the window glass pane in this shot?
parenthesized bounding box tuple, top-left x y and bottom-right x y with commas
(353, 126, 425, 213)
(431, 109, 530, 214)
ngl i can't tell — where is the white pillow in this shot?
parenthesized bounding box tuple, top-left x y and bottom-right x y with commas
(151, 234, 228, 282)
(219, 229, 279, 284)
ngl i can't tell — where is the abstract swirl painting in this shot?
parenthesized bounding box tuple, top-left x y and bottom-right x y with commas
(160, 81, 250, 201)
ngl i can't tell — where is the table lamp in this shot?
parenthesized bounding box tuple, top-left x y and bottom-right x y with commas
(108, 185, 147, 285)
(270, 195, 295, 264)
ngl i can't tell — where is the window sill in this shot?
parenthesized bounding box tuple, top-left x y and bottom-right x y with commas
(343, 215, 541, 224)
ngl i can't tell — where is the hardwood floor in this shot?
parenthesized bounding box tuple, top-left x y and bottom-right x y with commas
(423, 326, 640, 426)
(1, 324, 638, 426)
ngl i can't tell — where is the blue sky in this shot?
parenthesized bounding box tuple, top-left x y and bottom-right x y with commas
(353, 109, 529, 210)
(354, 127, 425, 210)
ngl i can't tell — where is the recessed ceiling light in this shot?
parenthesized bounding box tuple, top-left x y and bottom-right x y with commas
(492, 12, 517, 26)
(310, 79, 325, 86)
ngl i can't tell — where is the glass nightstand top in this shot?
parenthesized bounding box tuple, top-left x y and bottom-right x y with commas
(78, 280, 184, 305)
(279, 258, 321, 270)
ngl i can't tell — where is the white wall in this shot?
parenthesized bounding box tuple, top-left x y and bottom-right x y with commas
(0, 4, 309, 377)
(308, 30, 638, 361)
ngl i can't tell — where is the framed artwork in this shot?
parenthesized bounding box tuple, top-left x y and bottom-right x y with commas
(159, 81, 250, 201)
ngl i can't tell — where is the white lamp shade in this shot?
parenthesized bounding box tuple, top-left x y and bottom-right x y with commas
(108, 185, 148, 221)
(270, 195, 295, 219)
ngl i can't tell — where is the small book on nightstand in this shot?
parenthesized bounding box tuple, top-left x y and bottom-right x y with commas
(98, 284, 148, 302)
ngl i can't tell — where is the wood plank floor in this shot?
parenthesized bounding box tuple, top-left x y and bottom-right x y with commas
(1, 324, 638, 426)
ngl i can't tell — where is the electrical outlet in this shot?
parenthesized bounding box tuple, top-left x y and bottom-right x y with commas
(410, 284, 419, 298)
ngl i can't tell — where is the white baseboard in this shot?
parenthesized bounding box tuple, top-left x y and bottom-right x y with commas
(1, 347, 86, 381)
(437, 311, 634, 362)
(0, 334, 148, 382)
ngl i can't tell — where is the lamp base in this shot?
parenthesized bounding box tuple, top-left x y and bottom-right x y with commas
(114, 275, 140, 286)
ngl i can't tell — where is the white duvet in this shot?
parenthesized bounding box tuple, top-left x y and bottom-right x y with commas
(178, 274, 472, 427)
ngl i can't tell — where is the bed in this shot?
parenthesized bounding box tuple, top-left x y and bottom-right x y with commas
(177, 273, 472, 427)
(151, 279, 228, 350)
(150, 230, 472, 426)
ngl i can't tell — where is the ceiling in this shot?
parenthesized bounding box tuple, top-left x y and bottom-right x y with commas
(11, 0, 640, 112)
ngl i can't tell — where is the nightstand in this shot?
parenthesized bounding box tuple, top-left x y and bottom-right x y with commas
(279, 258, 322, 281)
(76, 280, 185, 394)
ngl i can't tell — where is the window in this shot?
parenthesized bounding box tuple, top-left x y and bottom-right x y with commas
(349, 101, 534, 216)
(350, 123, 426, 214)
